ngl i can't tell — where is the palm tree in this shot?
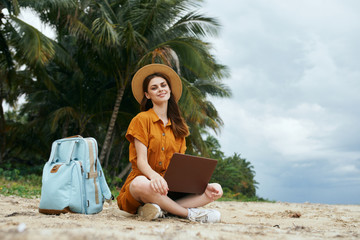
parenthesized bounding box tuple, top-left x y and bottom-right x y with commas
(78, 0, 230, 163)
(20, 0, 231, 170)
(0, 0, 58, 163)
(211, 151, 258, 198)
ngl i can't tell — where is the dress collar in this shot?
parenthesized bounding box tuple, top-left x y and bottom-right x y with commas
(148, 108, 172, 126)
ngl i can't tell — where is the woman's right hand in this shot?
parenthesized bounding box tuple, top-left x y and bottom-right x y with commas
(149, 173, 169, 196)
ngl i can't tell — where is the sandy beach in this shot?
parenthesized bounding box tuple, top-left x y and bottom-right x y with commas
(0, 195, 359, 240)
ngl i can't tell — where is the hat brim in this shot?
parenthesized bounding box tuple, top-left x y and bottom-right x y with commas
(131, 64, 182, 104)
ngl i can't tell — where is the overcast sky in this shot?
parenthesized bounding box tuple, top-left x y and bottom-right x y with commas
(203, 0, 360, 204)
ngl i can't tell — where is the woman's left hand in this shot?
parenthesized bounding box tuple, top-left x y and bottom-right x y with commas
(205, 183, 223, 201)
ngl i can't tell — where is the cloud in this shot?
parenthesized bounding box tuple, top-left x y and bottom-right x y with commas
(205, 0, 360, 204)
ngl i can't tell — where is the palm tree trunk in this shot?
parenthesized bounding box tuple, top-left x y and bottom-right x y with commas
(61, 117, 69, 138)
(0, 76, 6, 163)
(117, 162, 132, 180)
(0, 97, 5, 164)
(112, 138, 125, 176)
(104, 129, 116, 169)
(99, 86, 125, 164)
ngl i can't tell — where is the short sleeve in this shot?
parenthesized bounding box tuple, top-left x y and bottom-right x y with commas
(125, 114, 149, 147)
(179, 137, 186, 154)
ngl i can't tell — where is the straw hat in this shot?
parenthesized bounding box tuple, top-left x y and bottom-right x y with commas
(131, 64, 182, 103)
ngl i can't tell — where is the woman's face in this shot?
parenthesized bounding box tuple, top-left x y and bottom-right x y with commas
(145, 76, 171, 104)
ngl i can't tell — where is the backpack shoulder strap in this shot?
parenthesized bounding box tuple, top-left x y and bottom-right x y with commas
(97, 159, 113, 201)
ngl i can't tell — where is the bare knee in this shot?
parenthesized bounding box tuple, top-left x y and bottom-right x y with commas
(130, 176, 156, 203)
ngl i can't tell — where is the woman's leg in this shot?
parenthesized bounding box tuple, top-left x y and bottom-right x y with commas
(130, 176, 188, 218)
(176, 183, 223, 208)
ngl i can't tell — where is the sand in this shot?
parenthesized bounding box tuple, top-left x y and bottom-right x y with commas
(0, 195, 359, 240)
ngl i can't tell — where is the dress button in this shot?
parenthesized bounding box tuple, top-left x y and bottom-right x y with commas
(161, 147, 165, 151)
(162, 133, 165, 136)
(159, 162, 162, 166)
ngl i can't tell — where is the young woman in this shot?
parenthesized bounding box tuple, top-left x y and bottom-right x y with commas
(116, 64, 223, 223)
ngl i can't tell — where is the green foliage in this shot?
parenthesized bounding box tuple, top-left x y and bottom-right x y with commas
(1, 0, 230, 179)
(220, 188, 272, 202)
(0, 168, 42, 198)
(202, 135, 260, 200)
(211, 153, 258, 198)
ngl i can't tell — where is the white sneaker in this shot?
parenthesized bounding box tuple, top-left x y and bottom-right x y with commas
(187, 208, 221, 223)
(137, 203, 165, 220)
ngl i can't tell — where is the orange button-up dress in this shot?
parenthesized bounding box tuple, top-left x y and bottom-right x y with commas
(116, 108, 186, 214)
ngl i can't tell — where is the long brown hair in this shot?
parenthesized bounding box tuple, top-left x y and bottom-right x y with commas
(140, 73, 189, 138)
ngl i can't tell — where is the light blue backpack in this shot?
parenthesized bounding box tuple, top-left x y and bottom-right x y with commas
(39, 136, 113, 214)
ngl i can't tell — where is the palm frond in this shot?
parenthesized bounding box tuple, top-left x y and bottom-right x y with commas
(168, 11, 220, 38)
(156, 38, 215, 78)
(19, 0, 77, 12)
(180, 77, 223, 133)
(7, 16, 57, 91)
(50, 106, 78, 132)
(94, 0, 118, 24)
(92, 17, 119, 46)
(194, 79, 231, 98)
(51, 40, 84, 81)
(66, 14, 94, 43)
(10, 16, 55, 66)
(0, 30, 14, 70)
(119, 21, 147, 51)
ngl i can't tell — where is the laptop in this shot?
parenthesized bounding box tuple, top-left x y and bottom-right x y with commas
(164, 153, 218, 194)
